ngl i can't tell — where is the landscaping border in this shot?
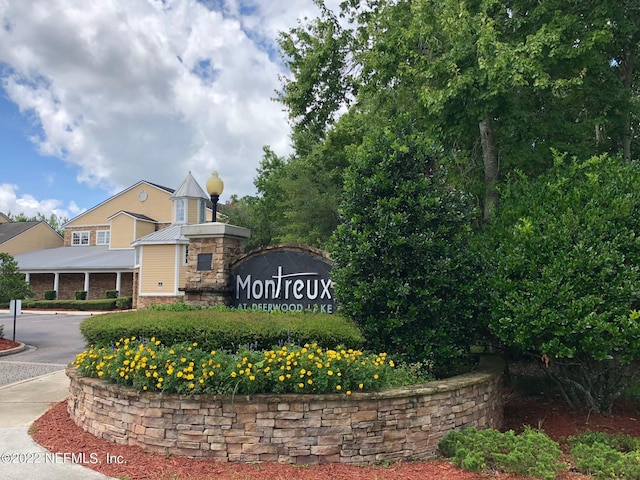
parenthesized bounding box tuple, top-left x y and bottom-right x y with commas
(66, 356, 503, 465)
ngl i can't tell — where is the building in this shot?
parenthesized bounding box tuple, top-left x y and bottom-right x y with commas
(0, 213, 63, 255)
(13, 173, 214, 308)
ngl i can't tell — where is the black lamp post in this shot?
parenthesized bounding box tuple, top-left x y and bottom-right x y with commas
(206, 171, 224, 222)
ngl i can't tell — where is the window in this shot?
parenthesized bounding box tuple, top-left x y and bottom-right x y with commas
(175, 199, 186, 223)
(199, 199, 206, 223)
(72, 231, 89, 246)
(96, 230, 110, 245)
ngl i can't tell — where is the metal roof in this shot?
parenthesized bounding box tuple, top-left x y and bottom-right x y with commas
(170, 172, 209, 200)
(14, 246, 135, 272)
(131, 224, 187, 246)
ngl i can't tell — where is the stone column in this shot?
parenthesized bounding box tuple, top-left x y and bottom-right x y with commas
(181, 223, 251, 307)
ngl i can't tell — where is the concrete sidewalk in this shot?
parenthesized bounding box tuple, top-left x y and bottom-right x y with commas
(0, 369, 114, 480)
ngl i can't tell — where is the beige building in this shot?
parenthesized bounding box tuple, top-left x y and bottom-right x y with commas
(14, 173, 213, 308)
(0, 213, 64, 255)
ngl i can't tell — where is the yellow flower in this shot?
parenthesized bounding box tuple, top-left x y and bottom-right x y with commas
(189, 383, 195, 389)
(327, 370, 334, 376)
(231, 372, 237, 378)
(359, 383, 364, 389)
(307, 379, 313, 385)
(249, 375, 256, 381)
(346, 391, 352, 396)
(336, 385, 342, 391)
(374, 374, 379, 380)
(279, 375, 285, 382)
(298, 383, 304, 389)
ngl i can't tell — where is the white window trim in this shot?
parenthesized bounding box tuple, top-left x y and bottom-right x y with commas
(96, 230, 111, 245)
(175, 198, 186, 224)
(72, 231, 90, 246)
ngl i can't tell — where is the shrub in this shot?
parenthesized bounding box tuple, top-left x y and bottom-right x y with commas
(481, 153, 640, 413)
(21, 299, 117, 311)
(73, 337, 417, 396)
(79, 310, 365, 352)
(115, 296, 132, 309)
(44, 290, 57, 300)
(330, 119, 486, 375)
(105, 290, 118, 299)
(569, 431, 640, 479)
(75, 291, 88, 300)
(439, 427, 566, 480)
(0, 324, 3, 338)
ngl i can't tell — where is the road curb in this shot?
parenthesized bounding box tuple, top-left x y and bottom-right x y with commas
(0, 342, 27, 357)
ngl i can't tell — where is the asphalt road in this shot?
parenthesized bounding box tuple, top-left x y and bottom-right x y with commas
(0, 312, 92, 387)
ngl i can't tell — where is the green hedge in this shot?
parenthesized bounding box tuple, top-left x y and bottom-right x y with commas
(21, 298, 126, 311)
(79, 310, 364, 352)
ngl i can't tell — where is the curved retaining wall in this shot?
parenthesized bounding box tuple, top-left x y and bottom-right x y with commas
(67, 356, 503, 465)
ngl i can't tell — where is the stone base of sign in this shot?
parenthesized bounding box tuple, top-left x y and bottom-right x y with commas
(180, 223, 250, 306)
(66, 356, 503, 465)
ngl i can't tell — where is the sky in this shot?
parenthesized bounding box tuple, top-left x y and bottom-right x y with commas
(0, 0, 337, 221)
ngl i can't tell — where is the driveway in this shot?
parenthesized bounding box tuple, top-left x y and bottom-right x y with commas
(0, 312, 91, 387)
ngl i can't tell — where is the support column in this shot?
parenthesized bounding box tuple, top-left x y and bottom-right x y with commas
(84, 272, 90, 295)
(181, 223, 251, 307)
(116, 272, 122, 295)
(53, 272, 60, 298)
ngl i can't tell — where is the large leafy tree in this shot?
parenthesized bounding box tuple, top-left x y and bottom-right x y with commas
(330, 116, 486, 375)
(482, 153, 640, 413)
(278, 0, 639, 220)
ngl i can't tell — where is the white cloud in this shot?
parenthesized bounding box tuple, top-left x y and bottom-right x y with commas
(0, 0, 327, 202)
(0, 183, 82, 219)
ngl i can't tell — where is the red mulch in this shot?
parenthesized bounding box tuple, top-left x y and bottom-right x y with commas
(0, 337, 20, 351)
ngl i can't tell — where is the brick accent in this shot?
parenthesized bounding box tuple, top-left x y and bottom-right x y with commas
(67, 356, 503, 465)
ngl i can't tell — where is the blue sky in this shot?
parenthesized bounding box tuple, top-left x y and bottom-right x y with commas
(0, 0, 333, 222)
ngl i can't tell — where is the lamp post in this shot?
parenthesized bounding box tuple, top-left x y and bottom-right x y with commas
(206, 171, 224, 222)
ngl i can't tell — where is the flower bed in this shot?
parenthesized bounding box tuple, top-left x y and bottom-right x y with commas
(66, 355, 503, 465)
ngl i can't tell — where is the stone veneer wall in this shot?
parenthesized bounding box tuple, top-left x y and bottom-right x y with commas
(67, 356, 503, 465)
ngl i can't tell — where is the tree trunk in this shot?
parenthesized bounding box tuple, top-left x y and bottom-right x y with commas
(479, 116, 499, 220)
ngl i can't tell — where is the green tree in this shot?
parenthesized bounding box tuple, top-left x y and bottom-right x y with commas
(7, 212, 67, 237)
(482, 152, 640, 413)
(330, 116, 486, 375)
(0, 253, 33, 304)
(278, 0, 639, 219)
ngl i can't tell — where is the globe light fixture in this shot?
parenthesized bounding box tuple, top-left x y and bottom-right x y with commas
(206, 171, 224, 222)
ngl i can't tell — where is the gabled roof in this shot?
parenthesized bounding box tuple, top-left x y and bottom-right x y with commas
(63, 180, 174, 227)
(14, 246, 135, 271)
(170, 172, 209, 200)
(107, 211, 157, 222)
(0, 221, 48, 245)
(130, 224, 187, 246)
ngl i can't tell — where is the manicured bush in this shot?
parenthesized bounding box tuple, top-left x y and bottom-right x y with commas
(115, 296, 132, 309)
(75, 291, 88, 300)
(22, 299, 117, 311)
(439, 427, 566, 480)
(44, 290, 57, 300)
(330, 119, 486, 375)
(79, 310, 364, 352)
(481, 153, 640, 413)
(73, 337, 417, 396)
(105, 290, 118, 299)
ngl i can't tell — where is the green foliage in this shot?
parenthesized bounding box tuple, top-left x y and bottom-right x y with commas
(482, 152, 640, 413)
(79, 310, 364, 352)
(73, 338, 414, 396)
(439, 427, 566, 480)
(105, 290, 118, 299)
(569, 431, 640, 479)
(75, 291, 87, 301)
(115, 296, 132, 310)
(22, 299, 118, 311)
(44, 290, 57, 300)
(0, 253, 33, 304)
(6, 211, 67, 237)
(330, 117, 486, 375)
